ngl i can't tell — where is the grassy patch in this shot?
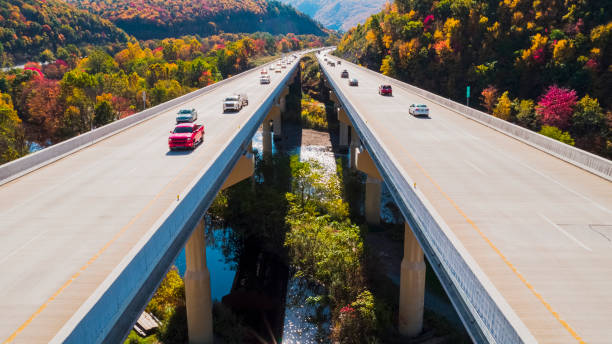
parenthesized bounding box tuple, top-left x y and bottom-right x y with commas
(249, 54, 282, 67)
(123, 331, 158, 344)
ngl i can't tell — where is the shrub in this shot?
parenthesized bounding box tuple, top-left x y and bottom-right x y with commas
(145, 267, 185, 321)
(332, 290, 378, 343)
(480, 85, 498, 113)
(571, 95, 605, 137)
(493, 91, 512, 120)
(539, 125, 575, 146)
(514, 99, 538, 130)
(536, 86, 577, 129)
(301, 95, 328, 130)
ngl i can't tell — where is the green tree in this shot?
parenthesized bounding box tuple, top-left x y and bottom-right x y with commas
(0, 43, 6, 67)
(0, 93, 27, 163)
(150, 79, 184, 104)
(39, 49, 55, 63)
(571, 95, 606, 138)
(514, 99, 538, 130)
(539, 125, 575, 146)
(146, 267, 185, 321)
(56, 47, 70, 61)
(402, 21, 423, 40)
(59, 105, 82, 139)
(94, 98, 115, 127)
(85, 49, 118, 75)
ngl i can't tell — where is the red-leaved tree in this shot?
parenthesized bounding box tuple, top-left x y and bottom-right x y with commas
(536, 86, 577, 129)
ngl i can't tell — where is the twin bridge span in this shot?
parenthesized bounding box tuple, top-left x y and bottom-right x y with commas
(0, 48, 611, 344)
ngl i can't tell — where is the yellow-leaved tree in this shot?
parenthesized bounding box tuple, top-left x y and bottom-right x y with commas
(0, 93, 26, 163)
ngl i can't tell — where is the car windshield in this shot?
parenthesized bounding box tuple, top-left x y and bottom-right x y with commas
(417, 104, 427, 108)
(178, 109, 192, 114)
(173, 127, 192, 133)
(225, 96, 240, 101)
(382, 85, 392, 89)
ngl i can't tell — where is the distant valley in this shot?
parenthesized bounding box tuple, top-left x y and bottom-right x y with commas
(278, 0, 388, 31)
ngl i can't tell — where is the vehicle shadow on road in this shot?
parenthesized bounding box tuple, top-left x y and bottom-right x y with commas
(166, 150, 194, 156)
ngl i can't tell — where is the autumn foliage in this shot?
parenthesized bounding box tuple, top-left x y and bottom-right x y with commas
(536, 86, 578, 130)
(0, 0, 128, 64)
(66, 0, 326, 39)
(335, 0, 612, 157)
(0, 33, 323, 163)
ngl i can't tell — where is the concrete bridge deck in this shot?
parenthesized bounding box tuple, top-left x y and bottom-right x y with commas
(0, 53, 303, 343)
(320, 52, 612, 343)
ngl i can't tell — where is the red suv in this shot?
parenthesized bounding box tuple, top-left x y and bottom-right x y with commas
(379, 85, 392, 96)
(168, 123, 204, 150)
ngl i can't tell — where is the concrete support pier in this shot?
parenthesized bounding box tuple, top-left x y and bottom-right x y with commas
(398, 222, 426, 337)
(349, 127, 359, 169)
(278, 87, 289, 113)
(266, 105, 282, 139)
(262, 119, 272, 156)
(355, 146, 382, 225)
(184, 219, 213, 344)
(337, 107, 350, 149)
(364, 175, 381, 225)
(339, 122, 349, 148)
(273, 113, 282, 138)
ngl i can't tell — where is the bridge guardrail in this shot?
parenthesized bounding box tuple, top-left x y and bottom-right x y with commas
(51, 51, 309, 344)
(319, 55, 537, 344)
(0, 53, 299, 186)
(336, 57, 612, 182)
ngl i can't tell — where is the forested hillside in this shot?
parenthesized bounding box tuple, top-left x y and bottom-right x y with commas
(67, 0, 327, 39)
(335, 0, 612, 158)
(0, 0, 128, 65)
(279, 0, 387, 31)
(0, 33, 323, 163)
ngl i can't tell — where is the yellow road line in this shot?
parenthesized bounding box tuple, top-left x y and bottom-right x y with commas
(3, 161, 194, 343)
(3, 71, 275, 342)
(372, 117, 585, 343)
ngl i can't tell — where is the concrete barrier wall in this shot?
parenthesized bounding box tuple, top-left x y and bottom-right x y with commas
(0, 57, 285, 186)
(320, 59, 537, 344)
(49, 53, 307, 344)
(336, 58, 612, 182)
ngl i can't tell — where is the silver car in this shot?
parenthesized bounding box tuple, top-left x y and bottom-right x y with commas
(409, 104, 430, 117)
(223, 95, 243, 112)
(176, 108, 198, 123)
(260, 75, 271, 84)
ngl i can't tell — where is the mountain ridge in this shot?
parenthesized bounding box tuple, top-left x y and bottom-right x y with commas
(0, 0, 128, 64)
(66, 0, 328, 39)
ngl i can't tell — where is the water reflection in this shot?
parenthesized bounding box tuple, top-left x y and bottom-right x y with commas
(174, 226, 238, 302)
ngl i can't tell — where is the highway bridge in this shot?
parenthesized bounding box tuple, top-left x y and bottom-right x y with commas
(0, 48, 610, 344)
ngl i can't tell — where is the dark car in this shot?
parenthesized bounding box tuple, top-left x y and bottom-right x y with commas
(379, 85, 392, 96)
(341, 70, 349, 78)
(349, 78, 359, 86)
